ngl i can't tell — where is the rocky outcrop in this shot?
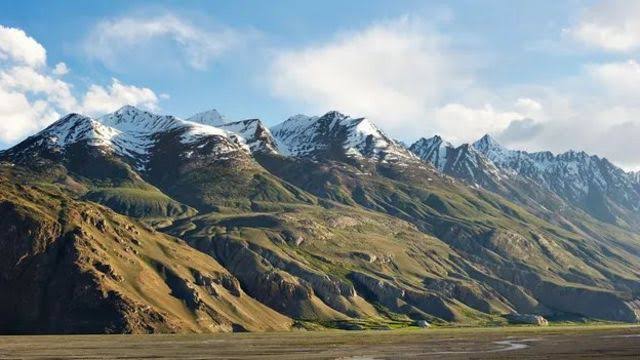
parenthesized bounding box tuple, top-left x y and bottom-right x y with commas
(531, 281, 640, 323)
(191, 268, 242, 297)
(204, 235, 340, 319)
(246, 242, 358, 315)
(506, 313, 549, 326)
(349, 272, 458, 321)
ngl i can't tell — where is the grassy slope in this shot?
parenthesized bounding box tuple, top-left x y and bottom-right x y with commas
(3, 135, 640, 331)
(143, 129, 317, 213)
(253, 155, 640, 321)
(166, 204, 505, 327)
(0, 165, 291, 334)
(27, 144, 637, 326)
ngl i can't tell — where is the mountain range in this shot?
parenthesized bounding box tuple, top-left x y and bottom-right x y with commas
(1, 105, 640, 334)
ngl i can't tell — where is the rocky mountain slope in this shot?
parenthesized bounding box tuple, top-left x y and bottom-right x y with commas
(473, 135, 640, 224)
(410, 133, 640, 229)
(1, 106, 640, 334)
(0, 165, 290, 334)
(2, 106, 247, 174)
(409, 136, 506, 190)
(218, 119, 279, 154)
(271, 111, 417, 163)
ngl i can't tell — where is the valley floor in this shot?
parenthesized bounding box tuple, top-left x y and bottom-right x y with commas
(1, 325, 638, 359)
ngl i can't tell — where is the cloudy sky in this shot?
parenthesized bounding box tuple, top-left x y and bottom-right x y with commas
(2, 0, 640, 169)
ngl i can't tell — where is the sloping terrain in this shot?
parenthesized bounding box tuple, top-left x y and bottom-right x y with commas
(472, 135, 640, 228)
(1, 106, 640, 334)
(0, 165, 291, 334)
(256, 154, 640, 322)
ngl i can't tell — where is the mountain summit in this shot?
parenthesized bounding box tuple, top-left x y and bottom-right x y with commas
(410, 135, 505, 189)
(218, 118, 278, 154)
(3, 106, 245, 171)
(471, 136, 640, 224)
(186, 108, 227, 126)
(271, 111, 415, 162)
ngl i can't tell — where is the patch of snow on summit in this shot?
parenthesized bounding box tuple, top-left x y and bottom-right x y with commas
(187, 109, 227, 126)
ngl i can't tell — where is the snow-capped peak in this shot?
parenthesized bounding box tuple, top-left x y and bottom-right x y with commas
(472, 134, 503, 152)
(7, 107, 247, 171)
(470, 134, 640, 216)
(271, 111, 415, 162)
(409, 136, 454, 170)
(114, 104, 139, 115)
(409, 135, 505, 188)
(471, 134, 518, 166)
(100, 105, 183, 133)
(217, 118, 278, 154)
(322, 110, 348, 121)
(187, 109, 227, 126)
(415, 135, 453, 149)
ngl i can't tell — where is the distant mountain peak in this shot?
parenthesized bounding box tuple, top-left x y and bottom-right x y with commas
(410, 135, 505, 188)
(104, 105, 158, 124)
(410, 137, 452, 171)
(322, 110, 348, 120)
(99, 106, 184, 136)
(271, 111, 415, 162)
(472, 134, 503, 151)
(217, 118, 278, 154)
(114, 104, 143, 114)
(3, 106, 247, 172)
(470, 135, 640, 219)
(285, 114, 316, 122)
(187, 109, 227, 126)
(420, 135, 453, 148)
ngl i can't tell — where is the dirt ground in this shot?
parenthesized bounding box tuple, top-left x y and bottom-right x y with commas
(0, 325, 639, 359)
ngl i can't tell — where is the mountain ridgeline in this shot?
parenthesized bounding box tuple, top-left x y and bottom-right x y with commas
(1, 106, 640, 334)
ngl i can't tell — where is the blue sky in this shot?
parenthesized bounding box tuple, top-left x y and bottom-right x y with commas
(2, 1, 640, 169)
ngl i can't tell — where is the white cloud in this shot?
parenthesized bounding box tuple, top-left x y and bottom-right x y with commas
(490, 60, 640, 169)
(1, 65, 77, 111)
(586, 60, 640, 99)
(83, 13, 248, 70)
(80, 78, 159, 115)
(0, 25, 46, 67)
(0, 25, 162, 145)
(52, 62, 69, 76)
(0, 88, 59, 143)
(269, 17, 484, 138)
(514, 98, 542, 115)
(564, 1, 640, 52)
(267, 16, 640, 169)
(432, 103, 524, 144)
(496, 118, 543, 144)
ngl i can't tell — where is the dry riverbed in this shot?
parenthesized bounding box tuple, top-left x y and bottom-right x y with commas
(0, 325, 638, 359)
